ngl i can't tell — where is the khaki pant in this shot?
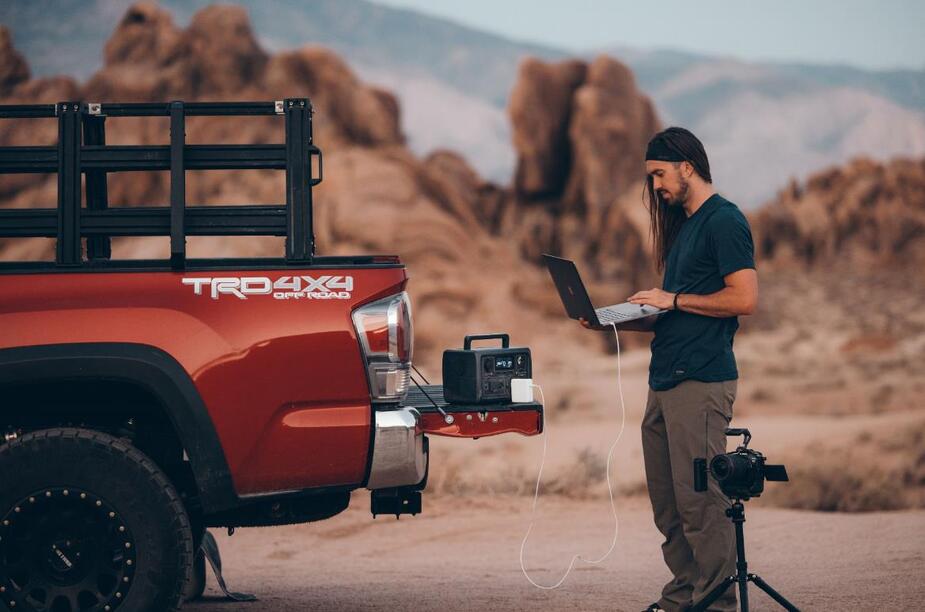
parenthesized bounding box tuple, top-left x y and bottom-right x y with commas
(642, 379, 738, 612)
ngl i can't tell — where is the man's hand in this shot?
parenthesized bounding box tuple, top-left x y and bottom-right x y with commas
(578, 316, 607, 331)
(627, 288, 676, 310)
(627, 270, 759, 318)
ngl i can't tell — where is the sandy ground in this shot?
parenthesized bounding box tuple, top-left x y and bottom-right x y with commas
(186, 494, 925, 611)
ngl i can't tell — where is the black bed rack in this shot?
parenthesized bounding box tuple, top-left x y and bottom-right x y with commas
(0, 99, 322, 269)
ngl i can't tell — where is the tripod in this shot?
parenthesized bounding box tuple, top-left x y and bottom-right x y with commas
(688, 499, 800, 612)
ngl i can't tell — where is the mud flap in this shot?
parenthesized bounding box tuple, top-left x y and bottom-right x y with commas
(201, 530, 258, 602)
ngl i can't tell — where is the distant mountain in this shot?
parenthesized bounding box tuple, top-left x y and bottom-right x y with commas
(606, 47, 925, 113)
(3, 0, 925, 205)
(604, 47, 925, 205)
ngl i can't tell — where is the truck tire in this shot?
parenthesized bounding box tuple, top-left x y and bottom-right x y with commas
(0, 428, 193, 612)
(182, 548, 206, 602)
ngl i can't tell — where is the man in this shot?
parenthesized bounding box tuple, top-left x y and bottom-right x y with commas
(580, 127, 757, 612)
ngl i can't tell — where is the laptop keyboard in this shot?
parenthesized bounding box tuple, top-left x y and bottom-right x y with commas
(597, 309, 633, 323)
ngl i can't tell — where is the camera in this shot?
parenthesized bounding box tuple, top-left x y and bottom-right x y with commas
(694, 428, 788, 500)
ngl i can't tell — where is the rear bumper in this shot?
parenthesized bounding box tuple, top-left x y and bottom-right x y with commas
(365, 384, 543, 491)
(366, 406, 428, 490)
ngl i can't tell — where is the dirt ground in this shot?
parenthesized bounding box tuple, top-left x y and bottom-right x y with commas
(187, 494, 925, 611)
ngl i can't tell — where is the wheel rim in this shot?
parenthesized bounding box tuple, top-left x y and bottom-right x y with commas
(0, 488, 136, 612)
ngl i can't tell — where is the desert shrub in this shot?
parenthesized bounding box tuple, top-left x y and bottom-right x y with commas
(762, 419, 925, 512)
(426, 446, 632, 499)
(542, 447, 608, 499)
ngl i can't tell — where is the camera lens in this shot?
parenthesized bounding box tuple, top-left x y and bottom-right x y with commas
(711, 452, 756, 485)
(711, 454, 734, 481)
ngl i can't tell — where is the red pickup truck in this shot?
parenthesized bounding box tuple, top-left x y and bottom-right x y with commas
(0, 100, 543, 612)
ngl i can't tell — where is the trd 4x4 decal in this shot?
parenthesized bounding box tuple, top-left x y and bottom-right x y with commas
(182, 276, 354, 300)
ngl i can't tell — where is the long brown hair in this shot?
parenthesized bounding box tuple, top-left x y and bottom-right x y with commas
(644, 127, 712, 272)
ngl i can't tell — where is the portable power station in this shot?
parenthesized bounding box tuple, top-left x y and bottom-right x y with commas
(442, 333, 531, 404)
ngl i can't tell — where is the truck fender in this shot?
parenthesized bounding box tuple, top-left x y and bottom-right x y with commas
(0, 342, 237, 513)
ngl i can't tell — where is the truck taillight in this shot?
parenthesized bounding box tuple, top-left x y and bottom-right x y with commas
(352, 292, 413, 402)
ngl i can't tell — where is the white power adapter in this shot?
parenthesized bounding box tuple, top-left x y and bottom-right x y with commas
(511, 377, 534, 403)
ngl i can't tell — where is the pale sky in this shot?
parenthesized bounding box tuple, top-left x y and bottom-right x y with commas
(373, 0, 925, 71)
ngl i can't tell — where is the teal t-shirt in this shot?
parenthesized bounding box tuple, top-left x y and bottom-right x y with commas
(649, 193, 755, 391)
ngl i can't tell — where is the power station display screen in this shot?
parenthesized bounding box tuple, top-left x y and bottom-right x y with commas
(494, 356, 514, 370)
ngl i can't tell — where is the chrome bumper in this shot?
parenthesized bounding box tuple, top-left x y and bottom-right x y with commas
(366, 406, 428, 490)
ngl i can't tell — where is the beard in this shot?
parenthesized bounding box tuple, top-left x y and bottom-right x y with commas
(659, 176, 690, 207)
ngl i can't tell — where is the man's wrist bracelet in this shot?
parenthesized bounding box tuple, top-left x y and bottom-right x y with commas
(673, 292, 681, 311)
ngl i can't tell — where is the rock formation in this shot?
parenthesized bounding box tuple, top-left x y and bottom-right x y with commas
(0, 27, 29, 97)
(752, 157, 925, 271)
(507, 55, 661, 306)
(509, 58, 586, 199)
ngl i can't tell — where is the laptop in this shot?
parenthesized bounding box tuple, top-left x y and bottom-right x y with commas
(543, 254, 665, 326)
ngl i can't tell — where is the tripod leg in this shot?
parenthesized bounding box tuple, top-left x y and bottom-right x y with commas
(749, 574, 800, 612)
(738, 573, 749, 611)
(733, 504, 749, 612)
(688, 576, 736, 612)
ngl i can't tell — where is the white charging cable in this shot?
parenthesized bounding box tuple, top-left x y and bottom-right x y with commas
(519, 322, 627, 589)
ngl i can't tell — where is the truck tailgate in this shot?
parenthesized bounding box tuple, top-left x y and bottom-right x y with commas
(404, 385, 543, 438)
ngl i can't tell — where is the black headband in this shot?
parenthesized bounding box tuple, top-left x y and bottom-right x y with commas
(645, 138, 686, 162)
